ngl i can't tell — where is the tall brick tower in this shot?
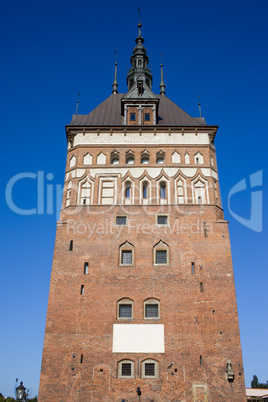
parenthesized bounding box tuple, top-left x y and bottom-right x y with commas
(39, 23, 246, 401)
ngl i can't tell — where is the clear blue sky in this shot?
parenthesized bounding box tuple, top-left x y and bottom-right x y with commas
(1, 0, 267, 397)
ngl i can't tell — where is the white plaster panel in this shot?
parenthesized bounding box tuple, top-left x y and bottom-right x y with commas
(211, 170, 218, 180)
(172, 151, 181, 163)
(113, 324, 165, 353)
(84, 153, 92, 165)
(70, 155, 76, 167)
(201, 168, 211, 177)
(102, 188, 114, 197)
(73, 132, 210, 146)
(97, 152, 106, 164)
(76, 169, 86, 177)
(180, 168, 197, 177)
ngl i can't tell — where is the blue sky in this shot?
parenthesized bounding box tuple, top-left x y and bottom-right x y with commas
(1, 0, 267, 397)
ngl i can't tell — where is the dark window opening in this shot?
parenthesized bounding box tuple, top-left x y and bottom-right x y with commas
(84, 262, 89, 275)
(204, 228, 208, 238)
(160, 182, 166, 199)
(80, 285, 84, 295)
(191, 262, 195, 274)
(83, 199, 86, 204)
(116, 216, 127, 225)
(200, 355, 202, 365)
(144, 113, 151, 121)
(200, 282, 203, 293)
(145, 363, 155, 376)
(143, 182, 148, 199)
(69, 240, 73, 251)
(157, 215, 167, 225)
(125, 182, 131, 198)
(100, 368, 103, 372)
(121, 250, 132, 264)
(121, 363, 132, 376)
(156, 250, 167, 264)
(130, 113, 136, 121)
(145, 304, 159, 318)
(119, 304, 132, 318)
(198, 196, 202, 204)
(80, 354, 83, 364)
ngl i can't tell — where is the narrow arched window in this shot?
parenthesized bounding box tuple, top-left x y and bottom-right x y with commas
(143, 182, 148, 199)
(141, 156, 149, 164)
(125, 181, 131, 198)
(160, 182, 166, 199)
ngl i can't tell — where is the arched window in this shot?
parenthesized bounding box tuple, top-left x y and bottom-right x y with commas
(118, 360, 134, 378)
(111, 156, 119, 164)
(160, 182, 166, 199)
(141, 359, 159, 378)
(117, 298, 134, 319)
(194, 179, 207, 204)
(125, 181, 131, 198)
(143, 182, 148, 199)
(144, 299, 160, 319)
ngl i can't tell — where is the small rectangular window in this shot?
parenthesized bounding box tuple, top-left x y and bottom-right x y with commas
(81, 285, 84, 295)
(145, 363, 155, 376)
(121, 363, 132, 376)
(156, 250, 167, 264)
(121, 250, 132, 265)
(84, 262, 89, 275)
(116, 216, 127, 225)
(204, 228, 208, 238)
(130, 113, 136, 121)
(80, 354, 83, 364)
(119, 304, 132, 318)
(144, 113, 150, 121)
(200, 282, 203, 293)
(145, 304, 158, 318)
(157, 215, 168, 225)
(191, 262, 195, 274)
(69, 240, 73, 251)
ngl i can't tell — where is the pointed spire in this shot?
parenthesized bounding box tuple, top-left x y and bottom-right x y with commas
(160, 63, 166, 96)
(112, 51, 118, 94)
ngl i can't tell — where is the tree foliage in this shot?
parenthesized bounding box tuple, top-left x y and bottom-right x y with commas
(251, 374, 268, 389)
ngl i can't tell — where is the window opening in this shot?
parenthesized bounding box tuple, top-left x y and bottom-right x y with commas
(130, 113, 136, 121)
(144, 113, 150, 121)
(121, 250, 132, 265)
(157, 156, 164, 164)
(121, 363, 132, 376)
(200, 282, 203, 293)
(80, 354, 83, 364)
(116, 216, 127, 225)
(160, 182, 166, 199)
(80, 285, 84, 295)
(156, 250, 167, 264)
(157, 215, 167, 225)
(145, 304, 159, 318)
(141, 156, 149, 164)
(145, 363, 155, 376)
(125, 182, 131, 198)
(84, 263, 89, 275)
(69, 240, 73, 251)
(191, 262, 195, 274)
(119, 304, 132, 318)
(143, 182, 148, 199)
(126, 156, 134, 164)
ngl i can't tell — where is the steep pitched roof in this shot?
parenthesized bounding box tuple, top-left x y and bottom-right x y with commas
(69, 93, 206, 127)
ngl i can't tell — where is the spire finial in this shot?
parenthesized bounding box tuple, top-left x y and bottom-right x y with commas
(138, 6, 142, 37)
(198, 95, 202, 117)
(159, 53, 166, 96)
(76, 92, 80, 114)
(112, 50, 118, 94)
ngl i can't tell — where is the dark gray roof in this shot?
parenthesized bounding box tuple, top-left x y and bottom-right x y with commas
(69, 93, 206, 127)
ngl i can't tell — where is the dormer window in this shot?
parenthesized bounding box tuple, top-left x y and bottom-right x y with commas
(130, 113, 136, 121)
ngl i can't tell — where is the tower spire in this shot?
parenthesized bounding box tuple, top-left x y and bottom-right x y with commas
(112, 51, 118, 94)
(160, 54, 166, 96)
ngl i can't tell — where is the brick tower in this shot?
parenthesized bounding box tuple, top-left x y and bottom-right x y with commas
(39, 23, 246, 401)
